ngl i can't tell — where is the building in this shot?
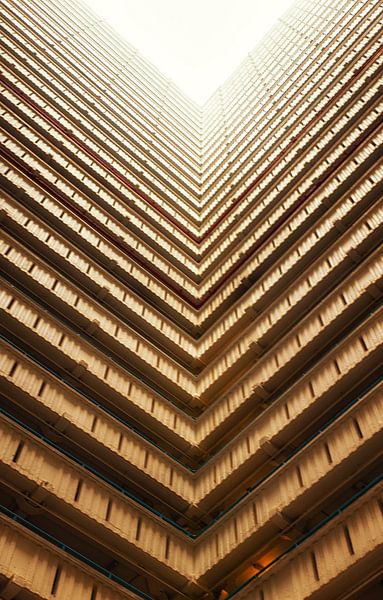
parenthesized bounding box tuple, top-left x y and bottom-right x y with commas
(0, 0, 382, 598)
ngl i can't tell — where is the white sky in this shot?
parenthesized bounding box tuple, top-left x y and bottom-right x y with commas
(85, 0, 297, 105)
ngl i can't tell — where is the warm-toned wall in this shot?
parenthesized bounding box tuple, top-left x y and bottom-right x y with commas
(0, 0, 382, 598)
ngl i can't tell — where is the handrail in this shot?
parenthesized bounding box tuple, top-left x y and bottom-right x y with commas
(0, 332, 190, 464)
(0, 366, 380, 537)
(196, 373, 383, 534)
(1, 284, 381, 464)
(1, 317, 381, 474)
(0, 271, 194, 415)
(1, 41, 381, 252)
(2, 113, 381, 310)
(0, 503, 155, 600)
(227, 474, 383, 598)
(0, 405, 193, 537)
(0, 475, 380, 600)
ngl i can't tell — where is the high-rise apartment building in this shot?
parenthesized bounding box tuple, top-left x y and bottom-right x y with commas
(0, 0, 382, 598)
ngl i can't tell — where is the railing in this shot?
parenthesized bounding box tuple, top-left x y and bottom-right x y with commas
(197, 372, 382, 534)
(0, 503, 154, 600)
(0, 475, 380, 600)
(0, 332, 191, 464)
(0, 404, 191, 536)
(227, 474, 383, 598)
(0, 336, 380, 537)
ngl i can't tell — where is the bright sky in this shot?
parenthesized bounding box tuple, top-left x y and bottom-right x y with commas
(85, 0, 297, 105)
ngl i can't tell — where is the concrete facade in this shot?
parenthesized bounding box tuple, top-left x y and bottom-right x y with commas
(0, 0, 382, 598)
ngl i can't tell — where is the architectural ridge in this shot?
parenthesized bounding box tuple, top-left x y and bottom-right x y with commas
(0, 0, 382, 598)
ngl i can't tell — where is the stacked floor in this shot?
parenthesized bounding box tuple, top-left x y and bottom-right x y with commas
(0, 0, 382, 598)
